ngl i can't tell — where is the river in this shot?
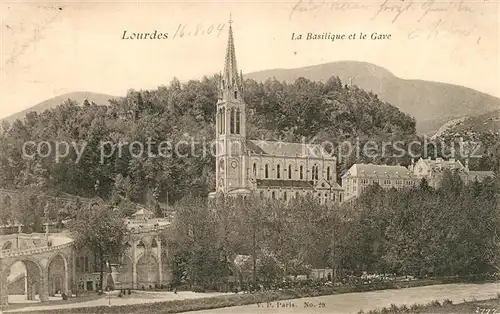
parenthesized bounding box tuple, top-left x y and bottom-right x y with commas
(190, 282, 500, 314)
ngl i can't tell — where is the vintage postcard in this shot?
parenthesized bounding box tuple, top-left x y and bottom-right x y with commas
(0, 1, 499, 313)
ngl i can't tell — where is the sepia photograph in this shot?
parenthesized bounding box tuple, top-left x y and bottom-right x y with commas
(0, 1, 499, 313)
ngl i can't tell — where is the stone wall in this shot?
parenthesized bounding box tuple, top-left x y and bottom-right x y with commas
(8, 274, 25, 295)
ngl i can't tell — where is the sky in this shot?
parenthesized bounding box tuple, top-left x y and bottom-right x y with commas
(0, 0, 499, 119)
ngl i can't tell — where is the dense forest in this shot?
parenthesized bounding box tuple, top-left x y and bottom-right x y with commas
(0, 75, 497, 208)
(0, 76, 416, 204)
(167, 171, 500, 289)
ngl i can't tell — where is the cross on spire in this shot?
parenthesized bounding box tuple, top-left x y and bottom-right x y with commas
(218, 13, 244, 102)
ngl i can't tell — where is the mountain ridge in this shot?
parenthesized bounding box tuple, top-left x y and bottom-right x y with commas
(3, 91, 119, 123)
(244, 61, 500, 134)
(4, 61, 499, 135)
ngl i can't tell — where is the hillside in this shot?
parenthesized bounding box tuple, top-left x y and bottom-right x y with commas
(0, 76, 416, 203)
(3, 91, 119, 123)
(432, 109, 500, 139)
(245, 61, 500, 135)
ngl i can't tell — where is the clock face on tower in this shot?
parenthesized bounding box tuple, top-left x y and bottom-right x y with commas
(231, 160, 238, 169)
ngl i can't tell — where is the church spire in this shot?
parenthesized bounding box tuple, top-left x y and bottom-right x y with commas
(220, 14, 243, 100)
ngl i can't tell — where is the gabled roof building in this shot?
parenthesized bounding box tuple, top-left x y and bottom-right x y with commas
(343, 157, 495, 201)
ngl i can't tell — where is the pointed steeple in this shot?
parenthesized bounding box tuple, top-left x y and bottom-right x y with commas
(220, 14, 243, 101)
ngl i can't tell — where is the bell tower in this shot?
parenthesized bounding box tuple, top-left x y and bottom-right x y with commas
(215, 16, 247, 194)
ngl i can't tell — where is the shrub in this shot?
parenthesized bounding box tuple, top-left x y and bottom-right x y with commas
(442, 299, 453, 305)
(389, 303, 399, 312)
(410, 303, 422, 311)
(427, 300, 441, 308)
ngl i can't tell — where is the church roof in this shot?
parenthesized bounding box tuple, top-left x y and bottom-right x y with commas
(247, 139, 333, 159)
(343, 164, 415, 178)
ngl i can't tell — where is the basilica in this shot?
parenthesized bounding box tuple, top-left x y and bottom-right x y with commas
(208, 20, 344, 205)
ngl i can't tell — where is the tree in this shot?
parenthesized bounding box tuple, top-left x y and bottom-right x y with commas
(68, 200, 127, 291)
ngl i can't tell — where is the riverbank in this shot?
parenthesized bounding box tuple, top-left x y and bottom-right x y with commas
(356, 296, 500, 313)
(5, 279, 500, 314)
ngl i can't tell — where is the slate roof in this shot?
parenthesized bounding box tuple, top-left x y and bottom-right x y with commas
(343, 164, 414, 178)
(247, 140, 333, 159)
(419, 158, 465, 171)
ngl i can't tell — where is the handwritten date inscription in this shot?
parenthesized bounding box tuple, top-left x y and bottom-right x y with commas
(172, 23, 226, 39)
(121, 23, 226, 40)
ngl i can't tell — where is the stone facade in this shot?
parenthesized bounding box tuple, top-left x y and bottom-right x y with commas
(410, 157, 494, 189)
(0, 216, 173, 305)
(74, 220, 171, 291)
(342, 164, 420, 201)
(209, 20, 343, 204)
(343, 158, 495, 201)
(0, 235, 72, 305)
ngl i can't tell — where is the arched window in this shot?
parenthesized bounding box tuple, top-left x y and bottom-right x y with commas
(235, 109, 240, 134)
(272, 191, 275, 199)
(260, 191, 264, 199)
(288, 165, 292, 179)
(284, 192, 287, 201)
(313, 165, 319, 180)
(265, 164, 269, 178)
(327, 167, 331, 181)
(230, 108, 235, 134)
(296, 191, 299, 198)
(253, 163, 257, 177)
(277, 164, 281, 179)
(300, 166, 304, 180)
(234, 91, 238, 99)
